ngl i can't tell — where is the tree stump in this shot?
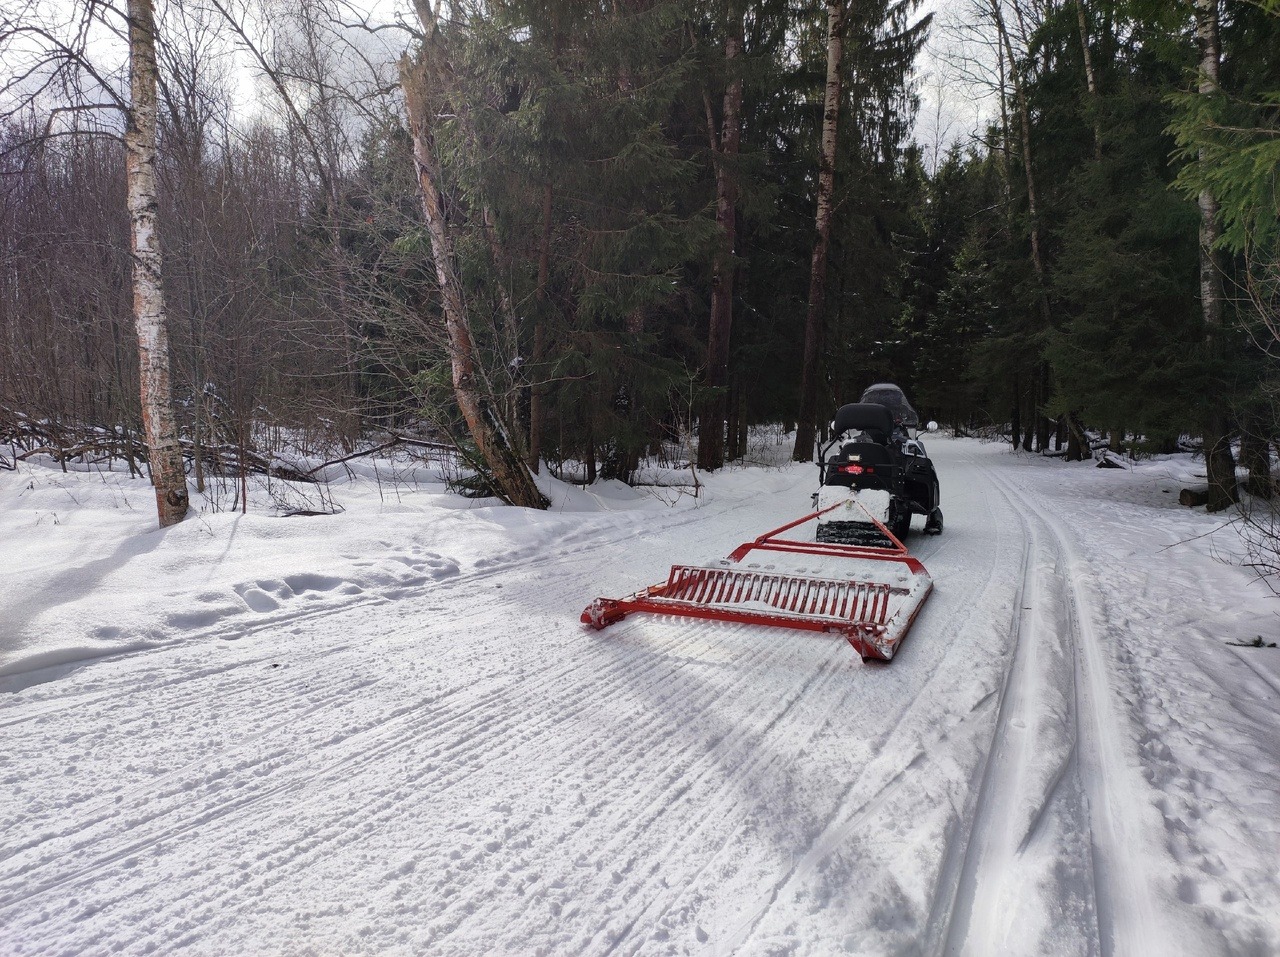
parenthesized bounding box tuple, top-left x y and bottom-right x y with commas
(1179, 487, 1209, 507)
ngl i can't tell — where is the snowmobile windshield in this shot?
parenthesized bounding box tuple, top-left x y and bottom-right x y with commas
(859, 384, 919, 429)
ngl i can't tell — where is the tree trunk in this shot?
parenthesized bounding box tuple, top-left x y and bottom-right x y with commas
(990, 0, 1052, 329)
(1075, 0, 1103, 161)
(400, 48, 546, 509)
(1240, 413, 1273, 499)
(698, 5, 744, 472)
(480, 202, 529, 464)
(1010, 379, 1021, 451)
(1065, 410, 1087, 461)
(528, 180, 553, 473)
(126, 0, 189, 527)
(793, 0, 848, 462)
(725, 379, 741, 462)
(1193, 0, 1238, 512)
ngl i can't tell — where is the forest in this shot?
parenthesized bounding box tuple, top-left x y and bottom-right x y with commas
(1, 0, 1278, 523)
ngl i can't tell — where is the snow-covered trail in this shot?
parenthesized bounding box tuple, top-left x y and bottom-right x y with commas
(3, 437, 1278, 956)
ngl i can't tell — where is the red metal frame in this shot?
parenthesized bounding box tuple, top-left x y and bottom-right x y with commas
(581, 500, 934, 661)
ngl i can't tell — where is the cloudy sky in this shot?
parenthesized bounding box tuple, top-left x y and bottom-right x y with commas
(912, 0, 1002, 166)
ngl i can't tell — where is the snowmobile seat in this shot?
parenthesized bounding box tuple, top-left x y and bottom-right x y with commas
(831, 403, 895, 444)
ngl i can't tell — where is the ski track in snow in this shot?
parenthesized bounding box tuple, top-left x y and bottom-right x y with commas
(3, 439, 1279, 956)
(933, 455, 1278, 957)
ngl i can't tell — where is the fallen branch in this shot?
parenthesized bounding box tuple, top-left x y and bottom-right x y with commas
(1225, 636, 1277, 648)
(302, 433, 457, 477)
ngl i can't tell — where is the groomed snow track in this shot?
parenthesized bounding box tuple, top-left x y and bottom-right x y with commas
(2, 439, 1276, 956)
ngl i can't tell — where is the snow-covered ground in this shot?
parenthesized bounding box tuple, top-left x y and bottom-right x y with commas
(2, 435, 1279, 956)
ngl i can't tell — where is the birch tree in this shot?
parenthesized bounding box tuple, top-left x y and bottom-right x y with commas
(127, 0, 189, 525)
(0, 0, 190, 524)
(793, 0, 848, 461)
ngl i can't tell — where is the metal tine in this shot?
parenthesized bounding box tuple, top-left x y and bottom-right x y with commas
(821, 582, 836, 615)
(766, 575, 785, 610)
(772, 576, 789, 611)
(770, 576, 787, 611)
(793, 579, 810, 613)
(681, 567, 703, 601)
(852, 583, 867, 622)
(816, 581, 832, 615)
(780, 578, 795, 611)
(680, 567, 704, 602)
(675, 567, 698, 601)
(705, 569, 727, 604)
(873, 585, 889, 623)
(802, 580, 818, 615)
(793, 579, 808, 613)
(808, 581, 825, 615)
(860, 584, 876, 623)
(860, 584, 875, 622)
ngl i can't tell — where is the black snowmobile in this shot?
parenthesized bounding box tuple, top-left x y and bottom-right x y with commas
(814, 383, 943, 547)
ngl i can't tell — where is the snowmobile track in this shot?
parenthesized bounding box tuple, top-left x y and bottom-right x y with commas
(931, 471, 1095, 956)
(933, 463, 1214, 957)
(712, 460, 1025, 953)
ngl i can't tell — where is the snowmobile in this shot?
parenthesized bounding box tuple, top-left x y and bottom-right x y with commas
(581, 387, 940, 660)
(814, 383, 943, 547)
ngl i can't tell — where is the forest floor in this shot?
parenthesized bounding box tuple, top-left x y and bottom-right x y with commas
(2, 433, 1279, 956)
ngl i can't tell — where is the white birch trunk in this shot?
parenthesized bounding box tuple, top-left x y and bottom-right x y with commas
(126, 0, 189, 527)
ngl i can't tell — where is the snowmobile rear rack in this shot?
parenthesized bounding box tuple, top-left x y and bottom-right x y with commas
(581, 501, 933, 661)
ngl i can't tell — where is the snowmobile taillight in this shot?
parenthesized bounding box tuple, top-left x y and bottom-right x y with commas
(839, 463, 872, 475)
